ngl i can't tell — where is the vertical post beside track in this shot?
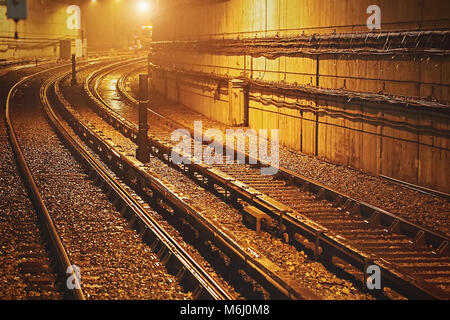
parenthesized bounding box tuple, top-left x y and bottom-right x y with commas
(147, 52, 151, 79)
(71, 54, 77, 86)
(147, 52, 154, 92)
(136, 74, 150, 163)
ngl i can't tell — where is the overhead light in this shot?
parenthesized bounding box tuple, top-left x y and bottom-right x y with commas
(137, 1, 150, 12)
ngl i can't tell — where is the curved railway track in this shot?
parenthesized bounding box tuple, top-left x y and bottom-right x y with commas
(5, 59, 236, 300)
(44, 67, 234, 300)
(83, 58, 449, 299)
(59, 57, 322, 300)
(47, 58, 323, 300)
(6, 65, 85, 300)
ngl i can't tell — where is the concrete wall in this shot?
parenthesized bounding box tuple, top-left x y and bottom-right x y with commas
(152, 70, 231, 122)
(152, 0, 450, 192)
(0, 1, 79, 59)
(245, 89, 449, 192)
(153, 0, 450, 40)
(0, 0, 151, 59)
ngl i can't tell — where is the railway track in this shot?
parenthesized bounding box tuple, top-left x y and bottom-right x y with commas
(52, 58, 327, 299)
(5, 65, 85, 299)
(84, 59, 449, 299)
(5, 59, 235, 300)
(81, 61, 378, 300)
(56, 56, 328, 300)
(1, 67, 66, 300)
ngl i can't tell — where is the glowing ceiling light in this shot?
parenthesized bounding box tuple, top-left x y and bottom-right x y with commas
(138, 1, 150, 12)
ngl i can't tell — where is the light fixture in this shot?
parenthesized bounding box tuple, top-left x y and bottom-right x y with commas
(137, 1, 150, 12)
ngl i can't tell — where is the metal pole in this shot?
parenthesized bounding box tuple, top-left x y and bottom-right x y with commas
(147, 52, 151, 80)
(136, 74, 150, 163)
(71, 54, 77, 86)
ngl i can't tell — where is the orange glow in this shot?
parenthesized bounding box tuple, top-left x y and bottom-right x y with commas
(137, 1, 150, 12)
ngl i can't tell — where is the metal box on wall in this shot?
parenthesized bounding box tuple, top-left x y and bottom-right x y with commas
(6, 0, 27, 21)
(228, 79, 245, 126)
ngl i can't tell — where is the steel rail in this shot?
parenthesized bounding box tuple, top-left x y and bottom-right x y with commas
(83, 60, 321, 300)
(5, 64, 85, 300)
(379, 175, 450, 201)
(44, 66, 234, 300)
(110, 65, 450, 300)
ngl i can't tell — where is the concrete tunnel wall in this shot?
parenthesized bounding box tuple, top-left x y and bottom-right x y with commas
(150, 0, 450, 193)
(0, 1, 79, 60)
(0, 0, 147, 60)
